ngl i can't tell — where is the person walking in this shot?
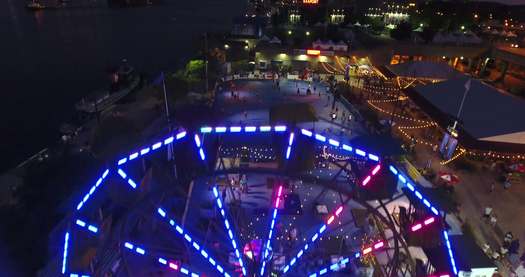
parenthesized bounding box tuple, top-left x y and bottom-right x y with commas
(490, 182, 495, 193)
(483, 206, 493, 219)
(490, 214, 497, 227)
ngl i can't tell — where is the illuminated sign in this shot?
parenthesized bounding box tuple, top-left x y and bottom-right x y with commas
(303, 0, 318, 4)
(306, 49, 320, 56)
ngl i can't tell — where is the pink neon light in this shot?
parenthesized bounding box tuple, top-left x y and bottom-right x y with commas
(363, 247, 372, 255)
(424, 217, 435, 225)
(439, 275, 450, 277)
(373, 241, 384, 249)
(169, 262, 178, 270)
(327, 215, 335, 225)
(274, 186, 283, 208)
(335, 206, 343, 216)
(372, 164, 381, 175)
(362, 176, 371, 186)
(411, 224, 422, 232)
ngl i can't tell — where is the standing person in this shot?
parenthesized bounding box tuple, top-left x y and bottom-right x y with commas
(490, 182, 495, 193)
(490, 214, 497, 226)
(297, 87, 300, 95)
(483, 206, 492, 219)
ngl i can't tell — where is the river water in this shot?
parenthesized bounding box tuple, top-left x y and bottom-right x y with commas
(0, 0, 245, 171)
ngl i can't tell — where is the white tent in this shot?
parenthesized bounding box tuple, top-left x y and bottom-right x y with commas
(269, 36, 282, 44)
(334, 41, 348, 52)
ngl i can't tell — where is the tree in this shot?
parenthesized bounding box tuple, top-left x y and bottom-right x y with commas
(420, 26, 436, 43)
(184, 60, 205, 82)
(390, 21, 412, 41)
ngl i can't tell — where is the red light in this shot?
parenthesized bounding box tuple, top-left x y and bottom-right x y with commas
(303, 0, 318, 3)
(335, 206, 343, 216)
(363, 247, 372, 255)
(411, 224, 422, 232)
(374, 241, 384, 249)
(424, 217, 435, 225)
(372, 164, 381, 175)
(169, 262, 178, 270)
(327, 215, 335, 224)
(306, 49, 320, 56)
(362, 176, 371, 186)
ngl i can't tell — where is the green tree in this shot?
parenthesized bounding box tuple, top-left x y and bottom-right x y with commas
(184, 59, 205, 82)
(390, 21, 412, 41)
(420, 26, 436, 43)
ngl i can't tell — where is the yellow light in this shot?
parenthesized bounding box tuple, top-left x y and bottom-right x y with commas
(461, 25, 465, 30)
(306, 31, 310, 36)
(279, 53, 287, 58)
(224, 44, 229, 49)
(306, 49, 320, 56)
(288, 30, 292, 35)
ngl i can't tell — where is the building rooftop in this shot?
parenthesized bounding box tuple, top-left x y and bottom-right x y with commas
(409, 76, 525, 147)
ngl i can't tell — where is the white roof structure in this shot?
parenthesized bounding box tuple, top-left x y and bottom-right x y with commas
(413, 76, 525, 145)
(432, 32, 482, 45)
(312, 39, 345, 51)
(269, 36, 281, 44)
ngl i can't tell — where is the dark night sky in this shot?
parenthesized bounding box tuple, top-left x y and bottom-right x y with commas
(479, 0, 525, 5)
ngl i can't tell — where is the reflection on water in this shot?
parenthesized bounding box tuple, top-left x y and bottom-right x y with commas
(0, 0, 245, 170)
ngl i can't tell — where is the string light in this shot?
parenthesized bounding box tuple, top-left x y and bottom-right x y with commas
(440, 148, 466, 165)
(367, 101, 433, 124)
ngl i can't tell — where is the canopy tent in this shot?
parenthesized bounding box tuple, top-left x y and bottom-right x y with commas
(432, 31, 482, 45)
(269, 36, 282, 44)
(449, 234, 497, 276)
(406, 76, 525, 153)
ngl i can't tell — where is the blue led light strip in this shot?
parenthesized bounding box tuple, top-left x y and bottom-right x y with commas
(200, 125, 287, 134)
(299, 129, 380, 162)
(156, 207, 231, 277)
(307, 240, 385, 276)
(388, 165, 457, 276)
(116, 131, 187, 166)
(281, 205, 344, 274)
(260, 185, 284, 276)
(307, 257, 350, 276)
(61, 232, 70, 274)
(212, 187, 247, 276)
(123, 241, 200, 276)
(194, 134, 206, 161)
(285, 132, 295, 160)
(74, 219, 99, 234)
(117, 168, 138, 189)
(68, 274, 90, 277)
(76, 169, 110, 211)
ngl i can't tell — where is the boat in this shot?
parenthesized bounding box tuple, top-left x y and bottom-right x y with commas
(75, 62, 141, 114)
